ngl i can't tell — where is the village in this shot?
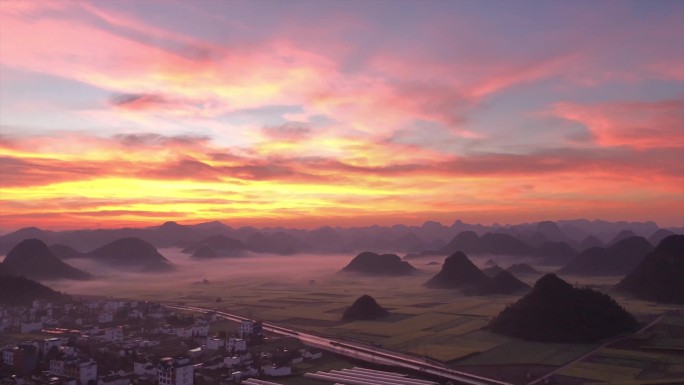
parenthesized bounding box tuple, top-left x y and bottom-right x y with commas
(0, 298, 325, 385)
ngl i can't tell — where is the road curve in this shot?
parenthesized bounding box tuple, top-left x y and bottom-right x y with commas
(165, 304, 513, 385)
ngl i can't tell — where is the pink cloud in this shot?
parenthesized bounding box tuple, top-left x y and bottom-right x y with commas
(554, 100, 684, 149)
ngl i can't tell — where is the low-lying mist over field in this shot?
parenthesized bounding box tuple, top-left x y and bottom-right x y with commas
(44, 250, 360, 295)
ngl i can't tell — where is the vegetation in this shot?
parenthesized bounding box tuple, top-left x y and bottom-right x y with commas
(0, 275, 66, 305)
(341, 252, 416, 276)
(617, 235, 684, 304)
(342, 295, 389, 321)
(488, 274, 638, 343)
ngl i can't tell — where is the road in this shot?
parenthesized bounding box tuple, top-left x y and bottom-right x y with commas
(526, 313, 667, 385)
(166, 304, 513, 385)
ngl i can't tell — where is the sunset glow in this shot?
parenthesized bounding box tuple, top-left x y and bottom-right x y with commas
(1, 0, 683, 230)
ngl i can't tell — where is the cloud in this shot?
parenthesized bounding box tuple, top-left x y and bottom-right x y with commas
(262, 123, 312, 141)
(554, 100, 684, 149)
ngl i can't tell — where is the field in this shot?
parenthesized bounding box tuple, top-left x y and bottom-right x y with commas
(46, 250, 684, 384)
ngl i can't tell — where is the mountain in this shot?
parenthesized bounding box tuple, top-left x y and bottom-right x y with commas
(0, 262, 13, 275)
(440, 231, 534, 256)
(558, 236, 653, 276)
(608, 230, 637, 246)
(342, 295, 389, 320)
(2, 239, 91, 280)
(391, 232, 425, 252)
(0, 227, 57, 254)
(440, 231, 481, 254)
(424, 252, 488, 289)
(86, 237, 173, 271)
(49, 244, 84, 259)
(480, 233, 534, 256)
(341, 252, 416, 276)
(648, 229, 676, 247)
(148, 221, 201, 247)
(616, 235, 684, 304)
(484, 259, 497, 267)
(183, 235, 246, 257)
(0, 275, 67, 306)
(534, 241, 578, 264)
(246, 231, 301, 254)
(465, 271, 531, 296)
(482, 265, 505, 278)
(191, 245, 219, 259)
(535, 221, 567, 243)
(579, 235, 604, 251)
(488, 274, 638, 342)
(507, 263, 539, 275)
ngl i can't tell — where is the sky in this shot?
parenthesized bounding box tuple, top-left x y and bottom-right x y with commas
(0, 0, 683, 231)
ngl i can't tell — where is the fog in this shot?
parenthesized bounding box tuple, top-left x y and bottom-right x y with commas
(44, 249, 359, 296)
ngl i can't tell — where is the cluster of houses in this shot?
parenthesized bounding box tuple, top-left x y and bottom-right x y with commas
(0, 298, 322, 385)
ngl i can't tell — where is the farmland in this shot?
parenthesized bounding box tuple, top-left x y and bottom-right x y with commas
(48, 250, 684, 384)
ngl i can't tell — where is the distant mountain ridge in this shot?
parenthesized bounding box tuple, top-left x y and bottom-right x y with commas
(2, 239, 91, 281)
(558, 236, 653, 276)
(1, 219, 679, 256)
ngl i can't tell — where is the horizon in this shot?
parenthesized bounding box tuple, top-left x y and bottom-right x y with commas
(1, 216, 679, 235)
(1, 1, 683, 230)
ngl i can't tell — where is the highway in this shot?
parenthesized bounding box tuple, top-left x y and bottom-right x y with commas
(165, 304, 513, 385)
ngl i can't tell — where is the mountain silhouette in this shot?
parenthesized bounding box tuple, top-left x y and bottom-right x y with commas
(608, 230, 637, 246)
(616, 235, 684, 304)
(2, 239, 91, 280)
(183, 235, 246, 257)
(648, 229, 676, 247)
(482, 265, 505, 278)
(191, 244, 219, 258)
(424, 252, 488, 289)
(0, 227, 57, 254)
(342, 295, 389, 320)
(341, 252, 416, 276)
(246, 231, 301, 254)
(579, 235, 604, 251)
(506, 263, 539, 275)
(49, 244, 84, 259)
(86, 237, 174, 271)
(534, 241, 578, 264)
(0, 275, 66, 306)
(535, 221, 567, 243)
(465, 271, 530, 296)
(558, 236, 653, 276)
(480, 233, 534, 255)
(0, 262, 13, 275)
(488, 274, 638, 342)
(440, 231, 534, 256)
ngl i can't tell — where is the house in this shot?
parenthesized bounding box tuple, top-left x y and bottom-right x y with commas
(187, 348, 202, 358)
(133, 361, 157, 377)
(237, 321, 262, 338)
(205, 338, 224, 351)
(301, 348, 323, 360)
(158, 357, 193, 385)
(4, 343, 39, 374)
(97, 373, 129, 385)
(99, 327, 123, 342)
(43, 338, 65, 354)
(261, 364, 291, 377)
(226, 338, 246, 353)
(52, 357, 97, 385)
(222, 356, 240, 368)
(97, 313, 114, 324)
